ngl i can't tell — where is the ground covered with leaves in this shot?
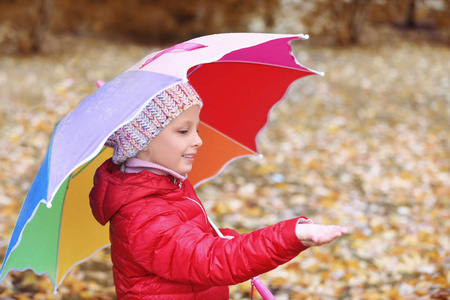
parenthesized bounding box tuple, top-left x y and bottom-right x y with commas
(0, 29, 448, 299)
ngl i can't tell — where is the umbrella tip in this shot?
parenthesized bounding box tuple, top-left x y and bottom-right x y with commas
(96, 80, 105, 88)
(46, 201, 52, 209)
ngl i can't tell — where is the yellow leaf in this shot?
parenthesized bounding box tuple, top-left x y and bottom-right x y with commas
(9, 133, 20, 143)
(247, 206, 263, 217)
(79, 290, 93, 299)
(238, 280, 252, 293)
(270, 277, 288, 289)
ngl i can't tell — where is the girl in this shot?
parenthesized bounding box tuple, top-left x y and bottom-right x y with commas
(90, 82, 347, 299)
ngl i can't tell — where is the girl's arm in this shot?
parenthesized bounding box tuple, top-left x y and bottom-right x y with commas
(129, 211, 308, 287)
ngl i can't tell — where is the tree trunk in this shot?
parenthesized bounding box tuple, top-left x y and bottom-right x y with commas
(349, 0, 370, 44)
(405, 0, 416, 28)
(30, 0, 55, 53)
(332, 0, 371, 45)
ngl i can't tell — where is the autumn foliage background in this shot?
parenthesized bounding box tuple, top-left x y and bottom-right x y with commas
(0, 0, 449, 299)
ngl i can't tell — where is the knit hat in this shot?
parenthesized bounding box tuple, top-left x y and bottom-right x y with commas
(106, 82, 202, 164)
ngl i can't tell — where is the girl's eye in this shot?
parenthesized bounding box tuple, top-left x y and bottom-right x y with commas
(179, 130, 188, 135)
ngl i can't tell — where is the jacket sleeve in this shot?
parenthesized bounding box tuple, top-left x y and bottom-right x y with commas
(128, 208, 309, 286)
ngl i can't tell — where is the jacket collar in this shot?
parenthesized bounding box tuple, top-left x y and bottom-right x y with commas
(90, 158, 185, 225)
(124, 158, 187, 182)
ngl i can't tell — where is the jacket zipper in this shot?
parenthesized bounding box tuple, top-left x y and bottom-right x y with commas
(186, 196, 208, 225)
(174, 178, 208, 227)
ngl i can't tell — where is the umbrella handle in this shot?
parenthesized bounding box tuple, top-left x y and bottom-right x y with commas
(251, 276, 276, 300)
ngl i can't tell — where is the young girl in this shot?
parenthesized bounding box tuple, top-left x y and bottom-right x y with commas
(89, 82, 347, 299)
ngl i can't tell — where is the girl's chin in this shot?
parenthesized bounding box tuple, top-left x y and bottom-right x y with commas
(183, 167, 193, 175)
(176, 164, 193, 175)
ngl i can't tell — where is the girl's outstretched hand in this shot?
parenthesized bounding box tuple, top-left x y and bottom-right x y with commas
(295, 219, 348, 247)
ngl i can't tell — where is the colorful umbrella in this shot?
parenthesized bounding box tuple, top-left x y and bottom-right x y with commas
(0, 33, 321, 294)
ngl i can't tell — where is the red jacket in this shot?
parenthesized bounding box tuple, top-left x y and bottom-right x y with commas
(90, 159, 308, 299)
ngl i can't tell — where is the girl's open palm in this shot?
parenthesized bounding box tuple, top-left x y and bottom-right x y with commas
(295, 222, 348, 247)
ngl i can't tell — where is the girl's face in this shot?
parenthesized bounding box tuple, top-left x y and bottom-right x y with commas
(137, 105, 202, 175)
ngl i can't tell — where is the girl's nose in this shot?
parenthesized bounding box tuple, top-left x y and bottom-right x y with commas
(193, 131, 203, 148)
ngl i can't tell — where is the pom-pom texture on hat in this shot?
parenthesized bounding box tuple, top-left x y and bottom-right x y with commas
(106, 82, 202, 164)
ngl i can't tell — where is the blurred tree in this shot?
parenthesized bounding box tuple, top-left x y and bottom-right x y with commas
(0, 0, 55, 53)
(377, 0, 450, 42)
(51, 0, 280, 43)
(301, 0, 373, 45)
(1, 0, 448, 52)
(32, 0, 55, 52)
(383, 0, 423, 27)
(406, 0, 418, 28)
(0, 0, 280, 53)
(435, 0, 450, 41)
(299, 0, 450, 45)
(0, 0, 66, 53)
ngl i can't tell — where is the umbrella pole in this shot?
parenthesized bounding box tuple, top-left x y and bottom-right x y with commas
(251, 276, 276, 300)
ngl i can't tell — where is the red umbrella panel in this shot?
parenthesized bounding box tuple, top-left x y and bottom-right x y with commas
(186, 36, 321, 186)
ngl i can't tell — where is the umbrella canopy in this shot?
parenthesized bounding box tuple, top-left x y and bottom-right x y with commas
(0, 33, 321, 293)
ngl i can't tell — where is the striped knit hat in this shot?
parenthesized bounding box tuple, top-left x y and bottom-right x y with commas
(106, 82, 202, 164)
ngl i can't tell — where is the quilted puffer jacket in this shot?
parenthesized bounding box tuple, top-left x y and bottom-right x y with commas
(90, 159, 309, 299)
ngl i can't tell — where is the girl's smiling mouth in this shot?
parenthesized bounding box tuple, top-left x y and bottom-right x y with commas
(182, 154, 196, 161)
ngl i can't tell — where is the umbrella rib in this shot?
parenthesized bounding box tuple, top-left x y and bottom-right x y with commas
(71, 147, 108, 179)
(192, 60, 323, 76)
(199, 121, 256, 154)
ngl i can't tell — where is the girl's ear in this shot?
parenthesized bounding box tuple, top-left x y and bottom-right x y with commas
(136, 145, 153, 162)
